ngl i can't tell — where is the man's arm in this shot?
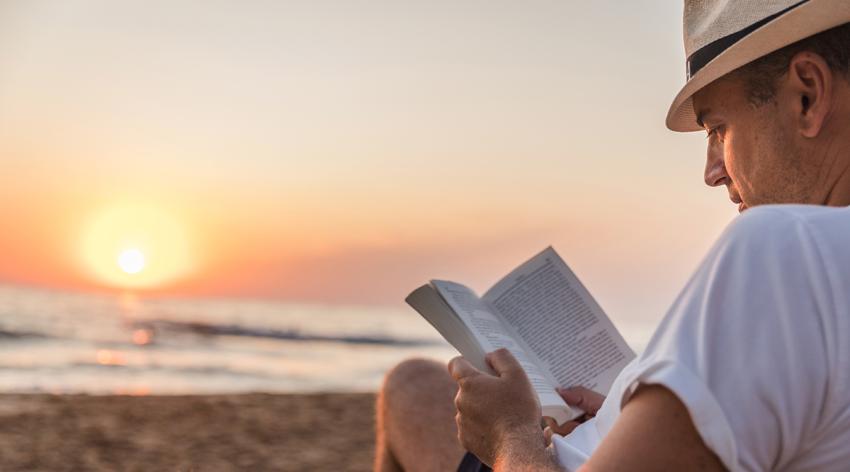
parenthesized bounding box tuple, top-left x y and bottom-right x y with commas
(488, 386, 726, 471)
(449, 349, 726, 471)
(581, 385, 726, 471)
(489, 434, 563, 471)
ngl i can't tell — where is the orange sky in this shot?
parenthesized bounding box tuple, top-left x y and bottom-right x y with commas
(0, 1, 738, 323)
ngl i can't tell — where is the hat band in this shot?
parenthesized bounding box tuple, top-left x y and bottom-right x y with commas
(686, 0, 809, 80)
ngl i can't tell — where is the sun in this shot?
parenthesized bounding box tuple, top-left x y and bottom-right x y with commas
(80, 202, 194, 289)
(117, 248, 146, 275)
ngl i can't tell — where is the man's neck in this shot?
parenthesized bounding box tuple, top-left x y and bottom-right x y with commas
(819, 90, 850, 207)
(821, 139, 850, 207)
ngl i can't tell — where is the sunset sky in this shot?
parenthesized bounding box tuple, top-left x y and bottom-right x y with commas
(0, 1, 736, 324)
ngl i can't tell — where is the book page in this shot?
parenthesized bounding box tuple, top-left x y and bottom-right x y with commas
(431, 280, 568, 412)
(405, 284, 488, 370)
(483, 247, 634, 394)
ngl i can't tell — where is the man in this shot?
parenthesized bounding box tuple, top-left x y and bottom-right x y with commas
(375, 1, 850, 470)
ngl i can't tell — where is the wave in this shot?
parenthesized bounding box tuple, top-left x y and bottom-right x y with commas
(133, 319, 438, 347)
(0, 328, 48, 340)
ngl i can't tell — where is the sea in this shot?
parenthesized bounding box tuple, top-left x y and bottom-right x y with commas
(0, 284, 653, 395)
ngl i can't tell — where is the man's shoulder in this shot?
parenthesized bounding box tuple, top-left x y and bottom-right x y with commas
(711, 205, 850, 291)
(723, 204, 850, 247)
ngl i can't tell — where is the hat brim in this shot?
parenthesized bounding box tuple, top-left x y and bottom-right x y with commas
(666, 0, 850, 132)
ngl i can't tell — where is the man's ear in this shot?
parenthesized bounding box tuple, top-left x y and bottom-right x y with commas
(786, 51, 834, 138)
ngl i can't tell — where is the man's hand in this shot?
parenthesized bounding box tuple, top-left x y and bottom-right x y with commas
(543, 387, 606, 443)
(447, 348, 546, 467)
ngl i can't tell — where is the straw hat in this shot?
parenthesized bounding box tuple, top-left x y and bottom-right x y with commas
(667, 0, 850, 132)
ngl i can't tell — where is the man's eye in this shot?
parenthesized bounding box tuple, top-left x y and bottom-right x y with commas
(705, 126, 724, 141)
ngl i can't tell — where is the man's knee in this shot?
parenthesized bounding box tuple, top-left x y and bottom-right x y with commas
(379, 358, 455, 413)
(376, 358, 467, 471)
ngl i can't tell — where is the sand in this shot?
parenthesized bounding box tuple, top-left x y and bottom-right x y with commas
(0, 393, 376, 471)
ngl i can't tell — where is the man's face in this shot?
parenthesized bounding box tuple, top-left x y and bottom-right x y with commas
(692, 76, 819, 212)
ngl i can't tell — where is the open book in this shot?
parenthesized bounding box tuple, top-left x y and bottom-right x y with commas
(406, 247, 635, 424)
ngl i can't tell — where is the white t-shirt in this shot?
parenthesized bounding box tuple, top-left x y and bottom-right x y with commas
(551, 204, 850, 471)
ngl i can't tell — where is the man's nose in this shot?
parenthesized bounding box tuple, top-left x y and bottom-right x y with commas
(704, 147, 729, 187)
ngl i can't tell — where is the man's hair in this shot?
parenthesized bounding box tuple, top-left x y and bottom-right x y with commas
(733, 22, 850, 106)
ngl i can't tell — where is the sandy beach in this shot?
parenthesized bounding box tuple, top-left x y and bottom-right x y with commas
(0, 393, 376, 471)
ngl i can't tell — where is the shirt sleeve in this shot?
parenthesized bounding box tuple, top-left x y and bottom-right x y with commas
(614, 207, 835, 471)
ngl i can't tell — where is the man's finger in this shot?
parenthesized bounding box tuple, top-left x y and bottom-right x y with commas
(544, 415, 582, 437)
(557, 386, 605, 414)
(552, 420, 581, 436)
(485, 348, 524, 378)
(448, 356, 482, 382)
(543, 425, 554, 445)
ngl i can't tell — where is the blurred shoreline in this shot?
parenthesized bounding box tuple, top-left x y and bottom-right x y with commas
(0, 392, 376, 471)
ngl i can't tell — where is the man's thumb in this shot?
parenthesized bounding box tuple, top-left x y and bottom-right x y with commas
(448, 356, 482, 381)
(486, 348, 523, 377)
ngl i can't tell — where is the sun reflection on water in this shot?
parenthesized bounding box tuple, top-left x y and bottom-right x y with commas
(96, 349, 127, 366)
